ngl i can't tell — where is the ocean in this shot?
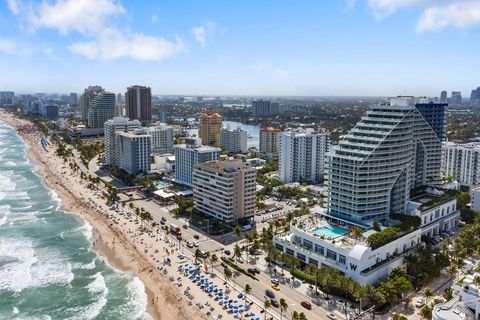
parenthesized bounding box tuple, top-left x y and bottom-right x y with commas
(0, 122, 151, 319)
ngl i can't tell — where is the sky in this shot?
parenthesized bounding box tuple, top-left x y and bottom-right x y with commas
(0, 0, 480, 97)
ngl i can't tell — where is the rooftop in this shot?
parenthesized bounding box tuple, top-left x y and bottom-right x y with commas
(195, 159, 254, 173)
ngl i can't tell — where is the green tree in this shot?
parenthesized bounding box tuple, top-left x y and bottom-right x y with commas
(424, 288, 434, 305)
(279, 298, 288, 320)
(263, 299, 271, 320)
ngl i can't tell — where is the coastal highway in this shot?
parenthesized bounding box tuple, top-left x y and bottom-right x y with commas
(120, 194, 346, 320)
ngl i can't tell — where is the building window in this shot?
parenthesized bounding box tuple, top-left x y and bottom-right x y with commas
(297, 253, 306, 262)
(286, 248, 294, 256)
(309, 258, 318, 267)
(314, 245, 324, 255)
(326, 250, 337, 261)
(339, 255, 346, 265)
(303, 240, 313, 251)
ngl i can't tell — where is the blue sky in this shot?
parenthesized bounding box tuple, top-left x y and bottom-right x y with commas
(1, 0, 479, 97)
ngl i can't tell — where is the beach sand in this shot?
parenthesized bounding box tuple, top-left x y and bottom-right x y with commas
(0, 111, 202, 320)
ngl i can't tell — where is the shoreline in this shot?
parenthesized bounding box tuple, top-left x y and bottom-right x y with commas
(0, 112, 197, 320)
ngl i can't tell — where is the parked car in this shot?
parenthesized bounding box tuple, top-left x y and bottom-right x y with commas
(183, 224, 188, 229)
(224, 250, 231, 256)
(301, 301, 312, 310)
(193, 234, 200, 240)
(186, 241, 194, 248)
(271, 278, 279, 285)
(327, 313, 337, 320)
(415, 298, 425, 308)
(271, 284, 280, 291)
(193, 241, 199, 247)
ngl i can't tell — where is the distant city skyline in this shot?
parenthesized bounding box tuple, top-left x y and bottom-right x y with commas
(1, 0, 480, 96)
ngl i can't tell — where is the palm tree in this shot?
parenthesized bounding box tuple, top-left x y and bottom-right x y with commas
(210, 253, 218, 267)
(233, 244, 242, 261)
(234, 225, 242, 245)
(263, 299, 271, 320)
(299, 312, 307, 320)
(224, 266, 232, 283)
(245, 283, 252, 295)
(292, 311, 300, 320)
(195, 249, 203, 264)
(279, 298, 288, 320)
(423, 288, 433, 305)
(351, 226, 363, 243)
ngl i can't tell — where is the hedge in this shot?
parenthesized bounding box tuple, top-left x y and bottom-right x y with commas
(220, 257, 258, 281)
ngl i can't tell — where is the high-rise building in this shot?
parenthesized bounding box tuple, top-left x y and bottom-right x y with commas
(251, 100, 279, 117)
(146, 122, 174, 154)
(125, 85, 152, 122)
(440, 91, 447, 103)
(159, 110, 169, 123)
(259, 127, 281, 160)
(116, 129, 151, 175)
(80, 85, 103, 121)
(87, 91, 116, 129)
(0, 91, 14, 106)
(198, 110, 222, 147)
(451, 91, 462, 104)
(325, 97, 442, 225)
(279, 128, 330, 183)
(415, 100, 447, 141)
(104, 117, 142, 167)
(174, 137, 221, 186)
(193, 160, 256, 224)
(220, 126, 248, 154)
(470, 87, 480, 105)
(70, 92, 78, 106)
(443, 142, 480, 189)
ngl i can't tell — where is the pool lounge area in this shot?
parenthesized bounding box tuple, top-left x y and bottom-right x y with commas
(313, 224, 349, 239)
(155, 181, 169, 189)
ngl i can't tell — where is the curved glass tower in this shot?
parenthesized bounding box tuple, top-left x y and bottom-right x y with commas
(326, 97, 442, 225)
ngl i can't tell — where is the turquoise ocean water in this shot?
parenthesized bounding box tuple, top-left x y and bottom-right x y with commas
(0, 122, 151, 319)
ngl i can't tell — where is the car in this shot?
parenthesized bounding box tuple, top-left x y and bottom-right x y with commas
(161, 217, 166, 221)
(253, 267, 261, 274)
(236, 257, 244, 263)
(265, 289, 275, 298)
(160, 220, 165, 225)
(270, 299, 279, 308)
(327, 313, 337, 320)
(183, 224, 188, 229)
(271, 284, 280, 291)
(193, 234, 200, 240)
(193, 241, 199, 247)
(247, 268, 256, 274)
(224, 250, 231, 256)
(271, 278, 280, 285)
(187, 241, 194, 248)
(415, 298, 425, 308)
(301, 301, 312, 310)
(220, 262, 226, 268)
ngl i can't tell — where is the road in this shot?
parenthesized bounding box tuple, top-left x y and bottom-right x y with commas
(77, 155, 346, 319)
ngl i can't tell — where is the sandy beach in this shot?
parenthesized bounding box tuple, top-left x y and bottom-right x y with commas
(0, 110, 202, 320)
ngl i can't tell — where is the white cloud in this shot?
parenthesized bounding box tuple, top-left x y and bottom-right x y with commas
(7, 0, 184, 61)
(0, 39, 16, 54)
(69, 30, 184, 61)
(417, 1, 480, 32)
(364, 0, 480, 31)
(27, 0, 124, 35)
(191, 26, 206, 47)
(367, 0, 426, 17)
(6, 0, 20, 15)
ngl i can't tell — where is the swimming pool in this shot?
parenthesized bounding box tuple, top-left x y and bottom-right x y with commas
(313, 224, 349, 239)
(155, 182, 168, 189)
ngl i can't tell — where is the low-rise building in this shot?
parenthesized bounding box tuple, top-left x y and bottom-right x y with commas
(406, 189, 460, 238)
(443, 142, 480, 190)
(273, 213, 421, 285)
(193, 160, 256, 224)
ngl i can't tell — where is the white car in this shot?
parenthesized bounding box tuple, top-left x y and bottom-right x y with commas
(193, 241, 199, 247)
(186, 241, 194, 248)
(415, 298, 425, 308)
(327, 313, 337, 320)
(271, 278, 279, 285)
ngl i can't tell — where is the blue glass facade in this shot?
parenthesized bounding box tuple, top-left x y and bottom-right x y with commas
(415, 103, 447, 142)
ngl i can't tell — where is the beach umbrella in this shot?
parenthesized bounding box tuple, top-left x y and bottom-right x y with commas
(234, 310, 238, 314)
